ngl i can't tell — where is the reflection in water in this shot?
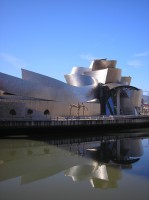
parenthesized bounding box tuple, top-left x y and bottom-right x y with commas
(0, 130, 146, 190)
(64, 137, 143, 188)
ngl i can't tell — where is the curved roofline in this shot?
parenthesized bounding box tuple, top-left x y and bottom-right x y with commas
(111, 85, 139, 90)
(105, 83, 140, 91)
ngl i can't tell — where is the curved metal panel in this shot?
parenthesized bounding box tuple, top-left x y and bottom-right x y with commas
(129, 89, 143, 107)
(0, 72, 97, 104)
(105, 83, 139, 91)
(90, 59, 117, 70)
(84, 68, 121, 84)
(84, 69, 108, 84)
(120, 97, 136, 115)
(106, 68, 121, 83)
(22, 68, 66, 88)
(70, 67, 92, 74)
(64, 74, 97, 86)
(121, 76, 131, 85)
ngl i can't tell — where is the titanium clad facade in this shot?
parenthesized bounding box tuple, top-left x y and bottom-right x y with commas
(121, 76, 132, 85)
(90, 59, 117, 70)
(64, 74, 97, 86)
(0, 71, 96, 103)
(0, 58, 143, 120)
(129, 89, 143, 107)
(84, 68, 121, 84)
(70, 67, 92, 75)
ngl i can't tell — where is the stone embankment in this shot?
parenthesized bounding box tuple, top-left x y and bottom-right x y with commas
(0, 115, 149, 135)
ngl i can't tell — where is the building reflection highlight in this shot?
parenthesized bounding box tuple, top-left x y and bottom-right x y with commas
(0, 134, 144, 188)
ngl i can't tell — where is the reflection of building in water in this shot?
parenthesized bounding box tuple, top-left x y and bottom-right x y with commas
(64, 138, 143, 188)
(116, 139, 144, 163)
(65, 163, 108, 182)
(90, 165, 121, 189)
(0, 137, 143, 189)
(90, 138, 144, 165)
(65, 164, 122, 189)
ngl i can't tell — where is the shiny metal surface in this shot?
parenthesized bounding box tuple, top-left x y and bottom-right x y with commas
(64, 74, 97, 86)
(0, 71, 100, 118)
(70, 66, 92, 74)
(0, 71, 96, 102)
(90, 59, 117, 70)
(0, 58, 142, 119)
(121, 76, 132, 85)
(84, 68, 121, 84)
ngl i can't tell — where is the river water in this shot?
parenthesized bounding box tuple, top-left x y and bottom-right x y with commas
(0, 128, 149, 200)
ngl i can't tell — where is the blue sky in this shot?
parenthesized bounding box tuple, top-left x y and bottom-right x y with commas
(0, 0, 149, 93)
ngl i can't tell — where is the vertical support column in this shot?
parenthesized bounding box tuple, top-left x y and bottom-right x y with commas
(117, 89, 120, 115)
(99, 84, 105, 115)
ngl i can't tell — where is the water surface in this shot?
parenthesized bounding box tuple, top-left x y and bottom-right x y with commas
(0, 128, 149, 200)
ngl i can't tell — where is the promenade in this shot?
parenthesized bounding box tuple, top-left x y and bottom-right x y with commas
(0, 115, 149, 135)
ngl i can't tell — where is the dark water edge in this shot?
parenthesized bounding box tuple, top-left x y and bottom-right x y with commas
(0, 123, 149, 140)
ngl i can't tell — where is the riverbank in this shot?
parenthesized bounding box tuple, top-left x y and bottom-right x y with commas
(0, 115, 149, 136)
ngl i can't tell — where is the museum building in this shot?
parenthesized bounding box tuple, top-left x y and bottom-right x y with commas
(0, 59, 142, 120)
